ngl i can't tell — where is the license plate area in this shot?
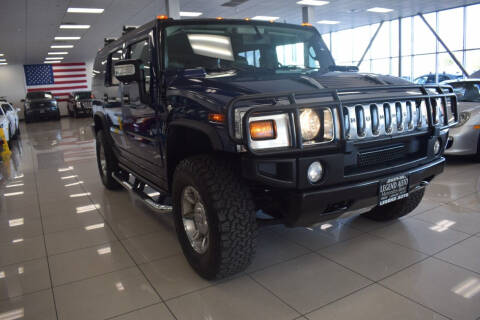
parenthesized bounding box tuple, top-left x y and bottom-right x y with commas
(378, 175, 409, 206)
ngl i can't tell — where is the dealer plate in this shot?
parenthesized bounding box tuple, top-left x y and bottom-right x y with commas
(378, 175, 409, 206)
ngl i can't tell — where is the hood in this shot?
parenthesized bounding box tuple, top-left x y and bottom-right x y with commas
(457, 101, 480, 114)
(168, 71, 411, 108)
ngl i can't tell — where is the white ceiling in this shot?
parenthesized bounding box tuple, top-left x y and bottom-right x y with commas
(1, 0, 479, 65)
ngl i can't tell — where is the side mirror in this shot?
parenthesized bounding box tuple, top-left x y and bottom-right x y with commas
(21, 99, 25, 103)
(114, 59, 141, 84)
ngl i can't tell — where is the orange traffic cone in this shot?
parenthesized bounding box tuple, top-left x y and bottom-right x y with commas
(0, 127, 11, 160)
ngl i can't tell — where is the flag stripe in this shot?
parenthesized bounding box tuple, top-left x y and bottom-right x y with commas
(53, 68, 86, 73)
(51, 63, 86, 67)
(53, 80, 87, 85)
(54, 74, 86, 79)
(28, 85, 88, 92)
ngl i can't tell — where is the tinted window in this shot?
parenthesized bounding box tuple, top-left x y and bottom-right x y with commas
(129, 40, 152, 95)
(1, 104, 9, 113)
(26, 92, 53, 99)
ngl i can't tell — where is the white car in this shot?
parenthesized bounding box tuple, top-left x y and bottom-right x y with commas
(0, 101, 19, 139)
(0, 106, 11, 144)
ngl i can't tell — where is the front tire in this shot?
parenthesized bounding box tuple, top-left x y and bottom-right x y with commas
(172, 155, 257, 280)
(362, 188, 425, 221)
(95, 130, 121, 189)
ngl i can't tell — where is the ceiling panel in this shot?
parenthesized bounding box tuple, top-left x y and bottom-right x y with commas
(1, 0, 479, 65)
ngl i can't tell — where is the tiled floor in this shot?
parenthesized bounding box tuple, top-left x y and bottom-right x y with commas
(0, 117, 479, 320)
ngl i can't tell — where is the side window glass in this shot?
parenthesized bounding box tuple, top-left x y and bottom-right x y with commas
(129, 40, 151, 95)
(1, 104, 8, 113)
(109, 50, 122, 86)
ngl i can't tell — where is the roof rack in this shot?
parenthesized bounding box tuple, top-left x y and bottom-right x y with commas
(122, 25, 138, 35)
(104, 37, 117, 46)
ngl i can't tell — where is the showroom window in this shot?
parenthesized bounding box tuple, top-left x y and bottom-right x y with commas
(328, 4, 480, 81)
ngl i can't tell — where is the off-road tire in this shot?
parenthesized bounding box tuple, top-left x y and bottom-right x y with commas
(362, 188, 425, 221)
(172, 155, 257, 280)
(96, 130, 121, 190)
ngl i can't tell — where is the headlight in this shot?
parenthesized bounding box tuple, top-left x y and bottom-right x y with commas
(300, 108, 321, 141)
(454, 112, 470, 127)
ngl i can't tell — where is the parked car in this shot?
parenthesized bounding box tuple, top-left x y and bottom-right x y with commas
(442, 79, 480, 160)
(22, 92, 60, 123)
(67, 91, 93, 118)
(0, 104, 11, 145)
(92, 18, 458, 280)
(0, 99, 19, 139)
(414, 73, 462, 84)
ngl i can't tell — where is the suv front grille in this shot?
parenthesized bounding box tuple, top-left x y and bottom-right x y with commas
(343, 100, 429, 140)
(357, 144, 407, 168)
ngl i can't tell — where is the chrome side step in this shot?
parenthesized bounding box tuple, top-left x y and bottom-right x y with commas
(112, 172, 172, 214)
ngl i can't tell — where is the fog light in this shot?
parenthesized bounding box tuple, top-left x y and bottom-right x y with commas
(307, 161, 323, 183)
(433, 138, 441, 155)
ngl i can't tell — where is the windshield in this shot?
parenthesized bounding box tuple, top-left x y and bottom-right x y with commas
(450, 82, 480, 102)
(27, 92, 53, 100)
(165, 23, 334, 75)
(75, 92, 91, 100)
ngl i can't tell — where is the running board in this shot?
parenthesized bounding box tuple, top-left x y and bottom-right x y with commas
(112, 172, 172, 214)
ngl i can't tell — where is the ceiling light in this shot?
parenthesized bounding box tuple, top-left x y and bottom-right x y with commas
(44, 61, 61, 64)
(45, 57, 64, 60)
(317, 20, 340, 24)
(67, 8, 104, 14)
(180, 11, 203, 17)
(367, 7, 393, 13)
(297, 0, 329, 6)
(3, 192, 24, 197)
(60, 24, 90, 29)
(54, 36, 81, 40)
(0, 54, 4, 56)
(252, 16, 280, 21)
(0, 59, 6, 62)
(51, 45, 74, 49)
(48, 52, 68, 55)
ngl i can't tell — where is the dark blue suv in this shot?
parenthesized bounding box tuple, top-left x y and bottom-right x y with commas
(92, 17, 458, 279)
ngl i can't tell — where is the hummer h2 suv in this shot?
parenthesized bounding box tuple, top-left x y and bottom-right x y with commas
(92, 18, 458, 279)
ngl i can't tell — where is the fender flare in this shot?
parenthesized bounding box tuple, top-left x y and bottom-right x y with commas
(168, 119, 223, 151)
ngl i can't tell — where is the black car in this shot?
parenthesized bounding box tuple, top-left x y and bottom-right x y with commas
(23, 92, 60, 123)
(414, 73, 462, 84)
(92, 18, 458, 280)
(67, 91, 93, 118)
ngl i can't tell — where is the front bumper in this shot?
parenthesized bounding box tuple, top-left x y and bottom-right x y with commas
(26, 109, 58, 120)
(445, 125, 479, 156)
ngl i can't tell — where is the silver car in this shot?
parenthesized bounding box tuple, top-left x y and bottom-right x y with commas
(442, 79, 480, 160)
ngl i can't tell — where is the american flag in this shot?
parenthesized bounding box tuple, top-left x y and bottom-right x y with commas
(23, 62, 88, 102)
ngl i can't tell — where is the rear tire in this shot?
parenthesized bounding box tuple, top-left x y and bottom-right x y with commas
(362, 189, 425, 221)
(95, 130, 121, 190)
(172, 155, 257, 280)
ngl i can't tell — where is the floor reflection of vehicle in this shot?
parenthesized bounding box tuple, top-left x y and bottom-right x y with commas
(442, 79, 480, 160)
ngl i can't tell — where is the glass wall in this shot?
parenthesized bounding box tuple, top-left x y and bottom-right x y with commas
(324, 3, 480, 83)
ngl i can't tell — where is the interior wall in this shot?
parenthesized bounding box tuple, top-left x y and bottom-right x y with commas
(0, 61, 93, 119)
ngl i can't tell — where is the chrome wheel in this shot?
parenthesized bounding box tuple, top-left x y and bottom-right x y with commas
(98, 142, 107, 177)
(181, 186, 209, 254)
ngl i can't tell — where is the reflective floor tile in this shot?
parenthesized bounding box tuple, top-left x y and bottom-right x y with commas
(54, 267, 160, 320)
(167, 275, 298, 320)
(0, 205, 40, 220)
(435, 236, 480, 274)
(246, 230, 310, 273)
(271, 222, 363, 251)
(319, 234, 427, 281)
(410, 198, 442, 216)
(339, 215, 397, 232)
(0, 289, 56, 320)
(108, 215, 164, 240)
(0, 258, 51, 300)
(41, 210, 104, 234)
(450, 193, 480, 212)
(381, 258, 480, 320)
(251, 253, 371, 314)
(110, 303, 175, 320)
(305, 284, 448, 320)
(0, 236, 46, 267)
(140, 255, 211, 300)
(414, 204, 480, 235)
(40, 197, 98, 217)
(121, 231, 181, 264)
(49, 241, 135, 286)
(45, 223, 118, 255)
(371, 218, 469, 255)
(0, 216, 43, 243)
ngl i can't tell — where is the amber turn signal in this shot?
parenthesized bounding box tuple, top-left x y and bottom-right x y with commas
(157, 15, 169, 20)
(249, 120, 277, 140)
(208, 113, 225, 123)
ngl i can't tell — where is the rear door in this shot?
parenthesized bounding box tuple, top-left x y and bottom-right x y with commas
(120, 33, 165, 184)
